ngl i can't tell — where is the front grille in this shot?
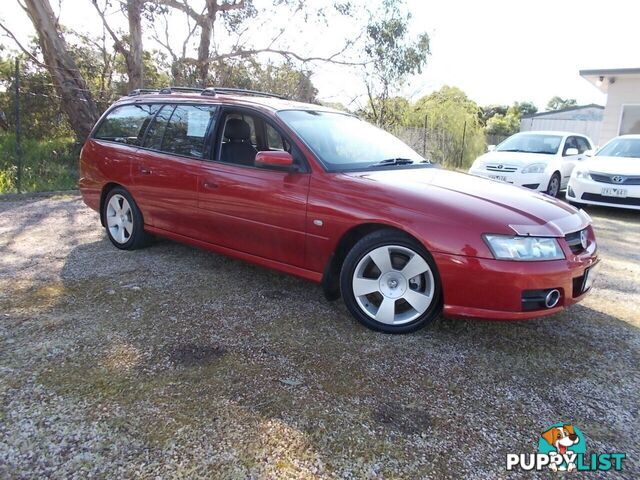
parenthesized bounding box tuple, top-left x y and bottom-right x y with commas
(581, 193, 640, 206)
(486, 164, 518, 173)
(589, 172, 640, 185)
(565, 229, 586, 254)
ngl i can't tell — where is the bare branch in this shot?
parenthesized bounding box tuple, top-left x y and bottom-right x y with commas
(0, 19, 47, 67)
(217, 0, 244, 13)
(90, 0, 128, 56)
(215, 47, 366, 67)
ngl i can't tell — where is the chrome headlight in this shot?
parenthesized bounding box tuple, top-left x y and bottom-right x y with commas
(483, 234, 565, 261)
(521, 163, 545, 174)
(573, 169, 590, 179)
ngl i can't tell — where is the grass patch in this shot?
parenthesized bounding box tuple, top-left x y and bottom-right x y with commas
(0, 133, 79, 193)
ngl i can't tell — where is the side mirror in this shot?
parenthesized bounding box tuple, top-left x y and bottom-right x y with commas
(487, 145, 496, 152)
(565, 147, 579, 156)
(255, 151, 294, 170)
(584, 149, 595, 157)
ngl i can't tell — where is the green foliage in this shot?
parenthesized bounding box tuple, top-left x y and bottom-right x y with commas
(0, 134, 78, 193)
(212, 60, 318, 103)
(409, 86, 486, 168)
(481, 101, 538, 136)
(0, 57, 73, 140)
(546, 96, 577, 111)
(363, 0, 430, 127)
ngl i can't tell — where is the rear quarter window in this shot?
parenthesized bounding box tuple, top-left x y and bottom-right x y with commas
(94, 104, 160, 145)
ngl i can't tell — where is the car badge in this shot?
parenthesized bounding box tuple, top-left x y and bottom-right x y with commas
(612, 175, 624, 184)
(497, 164, 504, 169)
(580, 229, 588, 249)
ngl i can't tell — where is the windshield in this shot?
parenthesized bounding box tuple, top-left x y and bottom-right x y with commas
(496, 133, 562, 155)
(596, 138, 640, 158)
(277, 110, 426, 171)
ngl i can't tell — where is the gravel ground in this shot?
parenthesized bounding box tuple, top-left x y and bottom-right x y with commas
(0, 193, 638, 479)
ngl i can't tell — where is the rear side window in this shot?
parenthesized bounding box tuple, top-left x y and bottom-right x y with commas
(94, 104, 159, 145)
(161, 105, 217, 158)
(144, 105, 174, 151)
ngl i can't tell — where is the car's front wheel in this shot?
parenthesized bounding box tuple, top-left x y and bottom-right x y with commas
(103, 187, 148, 250)
(546, 172, 561, 197)
(340, 229, 442, 333)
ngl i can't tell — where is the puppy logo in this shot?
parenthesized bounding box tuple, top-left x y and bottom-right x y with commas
(506, 423, 626, 472)
(539, 424, 583, 472)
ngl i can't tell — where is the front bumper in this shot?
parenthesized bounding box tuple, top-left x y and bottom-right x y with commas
(433, 237, 599, 320)
(468, 168, 548, 192)
(567, 176, 640, 210)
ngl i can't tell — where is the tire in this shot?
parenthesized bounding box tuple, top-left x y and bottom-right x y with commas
(340, 229, 442, 333)
(546, 172, 561, 197)
(102, 187, 149, 250)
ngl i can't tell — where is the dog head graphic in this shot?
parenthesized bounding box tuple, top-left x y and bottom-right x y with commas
(541, 424, 580, 455)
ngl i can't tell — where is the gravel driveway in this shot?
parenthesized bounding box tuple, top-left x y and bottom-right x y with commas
(1, 193, 638, 479)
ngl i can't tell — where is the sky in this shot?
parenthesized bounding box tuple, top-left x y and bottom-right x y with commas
(3, 0, 639, 110)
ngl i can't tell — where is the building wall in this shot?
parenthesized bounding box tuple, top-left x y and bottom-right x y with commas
(520, 114, 602, 144)
(600, 77, 640, 145)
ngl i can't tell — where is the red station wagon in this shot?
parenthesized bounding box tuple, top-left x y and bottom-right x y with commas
(79, 87, 600, 333)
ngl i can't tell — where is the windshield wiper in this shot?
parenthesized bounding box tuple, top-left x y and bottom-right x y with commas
(369, 158, 416, 167)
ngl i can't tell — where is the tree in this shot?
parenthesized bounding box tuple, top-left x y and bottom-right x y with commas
(91, 0, 145, 92)
(481, 101, 538, 136)
(409, 86, 485, 168)
(21, 0, 99, 140)
(547, 96, 577, 111)
(362, 0, 430, 127)
(514, 101, 537, 117)
(155, 0, 247, 87)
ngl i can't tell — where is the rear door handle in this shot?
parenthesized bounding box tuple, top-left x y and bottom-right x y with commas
(140, 168, 152, 175)
(203, 181, 219, 189)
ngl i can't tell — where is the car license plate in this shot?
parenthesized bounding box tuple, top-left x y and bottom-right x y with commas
(489, 175, 507, 182)
(601, 187, 627, 198)
(582, 262, 601, 293)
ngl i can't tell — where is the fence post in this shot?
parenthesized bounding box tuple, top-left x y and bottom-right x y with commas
(459, 120, 467, 168)
(14, 58, 22, 194)
(422, 114, 427, 157)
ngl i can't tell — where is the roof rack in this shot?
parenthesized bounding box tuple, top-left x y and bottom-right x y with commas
(128, 88, 161, 96)
(213, 87, 287, 100)
(127, 86, 287, 100)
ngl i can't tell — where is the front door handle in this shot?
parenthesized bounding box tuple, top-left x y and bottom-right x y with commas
(203, 181, 219, 190)
(140, 168, 152, 175)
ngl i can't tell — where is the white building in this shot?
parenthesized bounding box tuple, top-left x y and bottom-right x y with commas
(580, 67, 640, 145)
(520, 105, 604, 143)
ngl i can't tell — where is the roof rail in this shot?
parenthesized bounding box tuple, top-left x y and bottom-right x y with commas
(128, 86, 288, 100)
(158, 86, 206, 94)
(128, 88, 160, 96)
(213, 87, 287, 100)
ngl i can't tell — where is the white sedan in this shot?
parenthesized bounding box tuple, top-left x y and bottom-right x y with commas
(567, 135, 640, 210)
(469, 131, 594, 197)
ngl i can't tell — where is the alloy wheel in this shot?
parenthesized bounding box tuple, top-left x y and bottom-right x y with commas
(548, 176, 560, 197)
(352, 245, 435, 325)
(106, 194, 134, 244)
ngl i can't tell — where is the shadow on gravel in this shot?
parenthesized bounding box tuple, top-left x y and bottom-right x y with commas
(37, 236, 639, 477)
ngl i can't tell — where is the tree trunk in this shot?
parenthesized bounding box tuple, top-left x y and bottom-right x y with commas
(126, 0, 144, 91)
(196, 0, 217, 87)
(23, 0, 98, 140)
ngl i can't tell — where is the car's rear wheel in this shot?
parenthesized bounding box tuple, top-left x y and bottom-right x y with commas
(103, 187, 148, 250)
(340, 229, 442, 333)
(546, 172, 561, 197)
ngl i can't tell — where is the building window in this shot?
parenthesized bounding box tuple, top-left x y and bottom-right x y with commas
(619, 105, 640, 135)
